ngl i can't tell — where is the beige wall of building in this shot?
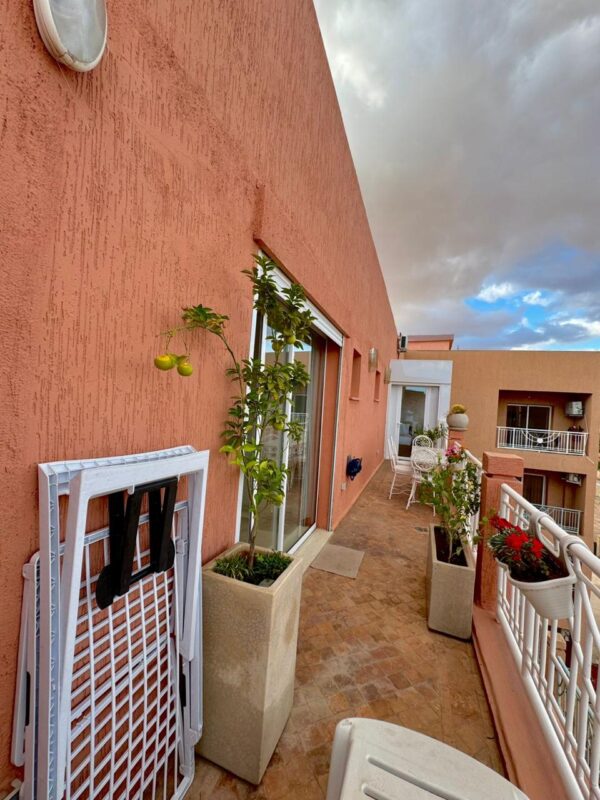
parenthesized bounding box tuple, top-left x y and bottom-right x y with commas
(407, 334, 454, 351)
(404, 350, 600, 546)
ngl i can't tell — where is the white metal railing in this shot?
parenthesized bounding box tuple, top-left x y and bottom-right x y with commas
(497, 484, 600, 800)
(497, 426, 588, 456)
(531, 504, 582, 536)
(464, 449, 482, 550)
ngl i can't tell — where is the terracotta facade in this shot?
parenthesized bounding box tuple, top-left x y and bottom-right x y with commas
(0, 0, 396, 787)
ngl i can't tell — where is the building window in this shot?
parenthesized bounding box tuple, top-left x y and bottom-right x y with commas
(350, 349, 361, 399)
(523, 472, 546, 505)
(506, 404, 552, 431)
(374, 370, 381, 402)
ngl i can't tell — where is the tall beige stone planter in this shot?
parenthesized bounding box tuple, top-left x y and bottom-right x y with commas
(198, 544, 303, 784)
(426, 525, 475, 640)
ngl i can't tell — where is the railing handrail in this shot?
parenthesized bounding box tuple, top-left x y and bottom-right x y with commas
(464, 448, 483, 469)
(497, 425, 589, 437)
(496, 426, 588, 455)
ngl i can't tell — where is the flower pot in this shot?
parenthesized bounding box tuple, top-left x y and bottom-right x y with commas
(498, 562, 575, 619)
(446, 412, 469, 430)
(426, 525, 475, 640)
(198, 544, 303, 784)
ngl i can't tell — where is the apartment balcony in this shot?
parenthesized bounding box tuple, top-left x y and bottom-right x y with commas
(529, 504, 582, 535)
(194, 465, 503, 798)
(497, 425, 588, 456)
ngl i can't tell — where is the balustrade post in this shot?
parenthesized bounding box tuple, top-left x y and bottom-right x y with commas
(475, 452, 524, 611)
(447, 427, 466, 449)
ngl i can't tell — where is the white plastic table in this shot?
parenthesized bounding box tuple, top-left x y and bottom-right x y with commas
(326, 718, 529, 800)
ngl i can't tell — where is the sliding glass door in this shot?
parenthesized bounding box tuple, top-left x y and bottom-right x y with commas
(239, 316, 326, 552)
(283, 333, 326, 551)
(397, 385, 440, 457)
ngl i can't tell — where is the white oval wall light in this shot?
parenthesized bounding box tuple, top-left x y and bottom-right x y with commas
(33, 0, 107, 71)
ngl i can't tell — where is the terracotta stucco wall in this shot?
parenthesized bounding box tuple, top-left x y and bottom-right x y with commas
(407, 338, 453, 351)
(404, 351, 600, 546)
(0, 0, 396, 786)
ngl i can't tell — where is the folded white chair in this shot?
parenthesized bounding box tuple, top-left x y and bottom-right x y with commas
(326, 718, 529, 800)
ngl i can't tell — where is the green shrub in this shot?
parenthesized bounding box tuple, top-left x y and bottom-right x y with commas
(213, 550, 292, 585)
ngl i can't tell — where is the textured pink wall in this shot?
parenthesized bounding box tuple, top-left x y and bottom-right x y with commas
(0, 0, 396, 785)
(408, 339, 453, 351)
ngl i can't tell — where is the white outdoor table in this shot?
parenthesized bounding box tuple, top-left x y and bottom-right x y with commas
(326, 718, 529, 800)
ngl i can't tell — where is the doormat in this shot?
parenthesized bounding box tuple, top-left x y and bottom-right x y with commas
(310, 544, 364, 579)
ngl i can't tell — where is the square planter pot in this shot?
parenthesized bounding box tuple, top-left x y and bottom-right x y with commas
(426, 525, 475, 640)
(197, 544, 303, 784)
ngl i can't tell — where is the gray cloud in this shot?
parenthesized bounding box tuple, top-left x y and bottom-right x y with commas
(314, 0, 600, 348)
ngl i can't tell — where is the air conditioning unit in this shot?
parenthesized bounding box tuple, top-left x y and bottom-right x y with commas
(565, 400, 584, 418)
(397, 333, 408, 354)
(564, 473, 583, 486)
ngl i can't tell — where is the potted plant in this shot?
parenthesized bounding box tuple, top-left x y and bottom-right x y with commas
(420, 447, 480, 639)
(155, 254, 315, 783)
(413, 423, 447, 447)
(444, 440, 467, 470)
(447, 403, 469, 430)
(487, 515, 575, 618)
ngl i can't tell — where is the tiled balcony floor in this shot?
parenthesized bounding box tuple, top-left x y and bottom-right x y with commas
(191, 463, 503, 799)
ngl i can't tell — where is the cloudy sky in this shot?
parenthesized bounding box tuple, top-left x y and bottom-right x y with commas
(313, 0, 600, 350)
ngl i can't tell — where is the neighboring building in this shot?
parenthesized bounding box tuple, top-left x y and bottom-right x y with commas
(406, 334, 454, 351)
(0, 1, 396, 789)
(392, 350, 600, 548)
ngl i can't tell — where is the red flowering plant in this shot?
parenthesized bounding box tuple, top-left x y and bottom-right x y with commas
(487, 515, 567, 582)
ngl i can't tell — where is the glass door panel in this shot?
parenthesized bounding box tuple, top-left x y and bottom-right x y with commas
(507, 404, 550, 430)
(398, 386, 426, 457)
(240, 320, 283, 550)
(523, 473, 545, 505)
(506, 405, 527, 428)
(528, 406, 551, 430)
(283, 333, 326, 551)
(239, 317, 326, 553)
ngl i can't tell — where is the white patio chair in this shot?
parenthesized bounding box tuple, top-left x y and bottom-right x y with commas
(412, 434, 433, 449)
(326, 718, 528, 800)
(406, 447, 438, 510)
(388, 437, 412, 500)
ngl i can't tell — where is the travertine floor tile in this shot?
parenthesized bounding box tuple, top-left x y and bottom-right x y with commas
(192, 463, 503, 797)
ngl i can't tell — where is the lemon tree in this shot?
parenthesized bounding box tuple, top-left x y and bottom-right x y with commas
(156, 254, 314, 569)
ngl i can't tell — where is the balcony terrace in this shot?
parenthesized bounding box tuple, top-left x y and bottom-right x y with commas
(192, 464, 502, 799)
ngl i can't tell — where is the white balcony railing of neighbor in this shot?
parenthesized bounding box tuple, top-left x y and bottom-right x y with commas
(497, 485, 600, 800)
(496, 426, 588, 456)
(531, 504, 583, 536)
